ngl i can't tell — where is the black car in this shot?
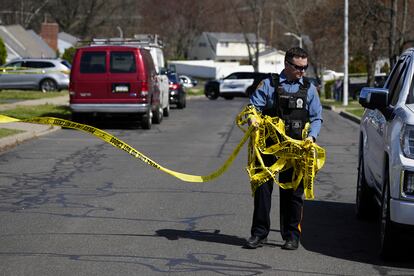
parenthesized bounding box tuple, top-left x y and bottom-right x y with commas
(167, 72, 186, 108)
(204, 72, 271, 100)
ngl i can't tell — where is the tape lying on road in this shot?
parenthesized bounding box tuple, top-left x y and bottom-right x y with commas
(0, 106, 326, 199)
(0, 114, 251, 183)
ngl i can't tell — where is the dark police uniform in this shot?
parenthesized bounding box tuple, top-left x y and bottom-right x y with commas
(249, 71, 323, 243)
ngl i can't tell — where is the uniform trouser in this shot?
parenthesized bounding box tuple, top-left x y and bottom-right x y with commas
(250, 168, 304, 241)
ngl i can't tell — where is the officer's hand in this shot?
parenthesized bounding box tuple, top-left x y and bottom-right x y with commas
(248, 116, 259, 129)
(305, 136, 315, 143)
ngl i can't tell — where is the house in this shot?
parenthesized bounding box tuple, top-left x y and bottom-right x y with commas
(258, 48, 285, 73)
(189, 32, 266, 62)
(0, 24, 56, 63)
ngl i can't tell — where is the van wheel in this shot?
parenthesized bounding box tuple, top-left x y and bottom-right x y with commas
(40, 79, 58, 92)
(71, 112, 84, 123)
(153, 105, 163, 124)
(141, 109, 152, 129)
(163, 104, 170, 117)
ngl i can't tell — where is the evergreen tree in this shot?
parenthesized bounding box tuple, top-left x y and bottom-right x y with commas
(62, 47, 76, 64)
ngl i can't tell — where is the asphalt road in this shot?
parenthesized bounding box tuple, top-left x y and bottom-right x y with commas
(1, 97, 414, 275)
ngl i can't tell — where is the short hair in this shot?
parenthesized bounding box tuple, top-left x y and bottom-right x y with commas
(285, 47, 308, 63)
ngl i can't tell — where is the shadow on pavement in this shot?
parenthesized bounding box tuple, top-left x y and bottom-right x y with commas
(301, 200, 414, 268)
(156, 229, 246, 247)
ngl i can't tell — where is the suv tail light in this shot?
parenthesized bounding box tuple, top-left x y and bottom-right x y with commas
(169, 83, 179, 90)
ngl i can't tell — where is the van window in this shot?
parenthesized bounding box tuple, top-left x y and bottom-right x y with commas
(80, 52, 106, 73)
(110, 52, 136, 73)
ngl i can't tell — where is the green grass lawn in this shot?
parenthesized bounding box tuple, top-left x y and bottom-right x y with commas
(321, 98, 364, 118)
(0, 90, 68, 103)
(1, 104, 71, 120)
(0, 128, 25, 139)
(186, 86, 204, 96)
(0, 103, 71, 139)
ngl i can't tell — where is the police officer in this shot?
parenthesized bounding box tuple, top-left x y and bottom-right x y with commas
(246, 47, 322, 250)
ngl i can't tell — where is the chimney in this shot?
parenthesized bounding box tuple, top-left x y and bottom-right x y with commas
(40, 22, 59, 51)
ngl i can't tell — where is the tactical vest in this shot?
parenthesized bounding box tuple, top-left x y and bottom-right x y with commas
(262, 74, 310, 139)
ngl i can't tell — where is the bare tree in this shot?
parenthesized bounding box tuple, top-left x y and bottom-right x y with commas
(0, 0, 49, 28)
(138, 0, 219, 59)
(302, 1, 344, 76)
(229, 0, 268, 72)
(44, 0, 133, 39)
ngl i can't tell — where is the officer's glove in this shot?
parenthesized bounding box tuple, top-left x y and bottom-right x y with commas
(305, 136, 315, 143)
(247, 115, 260, 129)
(303, 136, 315, 149)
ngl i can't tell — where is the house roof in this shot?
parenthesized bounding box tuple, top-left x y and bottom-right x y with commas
(0, 24, 55, 60)
(204, 32, 265, 44)
(58, 32, 79, 45)
(27, 30, 56, 57)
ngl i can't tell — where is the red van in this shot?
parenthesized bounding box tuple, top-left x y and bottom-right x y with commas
(69, 45, 162, 129)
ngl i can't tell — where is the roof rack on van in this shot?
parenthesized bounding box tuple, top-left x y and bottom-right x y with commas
(84, 35, 164, 49)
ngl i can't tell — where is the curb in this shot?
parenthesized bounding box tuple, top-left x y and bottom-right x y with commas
(338, 111, 361, 124)
(0, 123, 60, 152)
(322, 104, 361, 124)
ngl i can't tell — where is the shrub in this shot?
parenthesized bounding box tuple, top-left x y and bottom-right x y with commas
(62, 47, 76, 64)
(0, 37, 6, 65)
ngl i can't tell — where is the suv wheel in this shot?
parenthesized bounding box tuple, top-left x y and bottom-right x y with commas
(356, 152, 375, 219)
(380, 172, 397, 259)
(141, 109, 152, 129)
(40, 79, 58, 92)
(205, 87, 219, 100)
(153, 104, 163, 124)
(177, 95, 186, 109)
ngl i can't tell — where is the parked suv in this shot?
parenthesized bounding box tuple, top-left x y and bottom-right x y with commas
(167, 72, 186, 108)
(204, 72, 270, 100)
(357, 48, 414, 258)
(69, 45, 163, 129)
(0, 58, 70, 92)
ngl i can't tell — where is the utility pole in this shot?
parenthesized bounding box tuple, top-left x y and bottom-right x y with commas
(343, 0, 349, 106)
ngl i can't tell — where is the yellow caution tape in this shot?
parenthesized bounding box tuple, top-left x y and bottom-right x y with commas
(235, 105, 325, 199)
(0, 114, 252, 183)
(0, 106, 325, 199)
(0, 67, 70, 75)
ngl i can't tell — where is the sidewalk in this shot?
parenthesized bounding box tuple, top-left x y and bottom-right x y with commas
(0, 95, 69, 151)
